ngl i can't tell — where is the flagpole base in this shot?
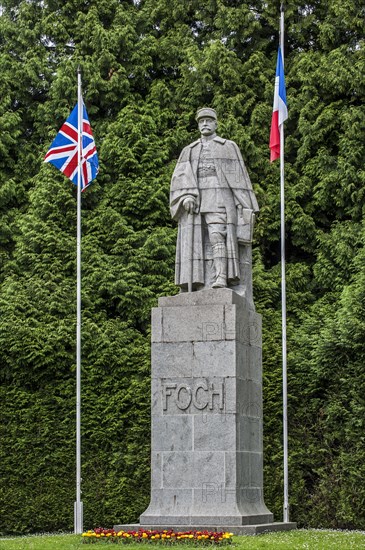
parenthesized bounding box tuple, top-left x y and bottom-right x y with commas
(74, 501, 83, 534)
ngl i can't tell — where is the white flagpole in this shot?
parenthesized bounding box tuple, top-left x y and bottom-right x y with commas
(280, 4, 289, 524)
(74, 66, 83, 535)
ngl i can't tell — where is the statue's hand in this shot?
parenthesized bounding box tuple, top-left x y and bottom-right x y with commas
(183, 197, 196, 214)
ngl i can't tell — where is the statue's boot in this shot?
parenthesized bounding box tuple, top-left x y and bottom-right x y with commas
(212, 243, 227, 288)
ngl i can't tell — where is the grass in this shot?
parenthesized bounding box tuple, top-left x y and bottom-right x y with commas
(0, 530, 365, 550)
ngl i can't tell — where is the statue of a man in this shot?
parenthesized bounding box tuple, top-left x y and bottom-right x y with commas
(170, 108, 259, 299)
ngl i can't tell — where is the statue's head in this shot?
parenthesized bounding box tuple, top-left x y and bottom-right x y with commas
(196, 107, 218, 137)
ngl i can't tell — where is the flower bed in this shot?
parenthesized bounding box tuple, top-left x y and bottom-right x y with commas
(82, 528, 234, 545)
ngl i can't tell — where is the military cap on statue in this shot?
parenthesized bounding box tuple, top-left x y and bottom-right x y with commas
(195, 107, 217, 121)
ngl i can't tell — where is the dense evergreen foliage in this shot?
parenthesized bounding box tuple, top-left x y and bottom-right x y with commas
(1, 0, 365, 534)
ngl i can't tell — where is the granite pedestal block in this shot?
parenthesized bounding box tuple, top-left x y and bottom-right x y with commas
(140, 288, 274, 527)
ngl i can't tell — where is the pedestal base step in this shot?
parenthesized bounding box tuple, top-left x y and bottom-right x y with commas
(113, 522, 297, 536)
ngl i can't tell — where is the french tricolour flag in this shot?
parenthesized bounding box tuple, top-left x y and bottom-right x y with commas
(269, 47, 288, 162)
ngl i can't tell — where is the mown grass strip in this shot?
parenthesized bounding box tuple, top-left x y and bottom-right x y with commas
(1, 530, 365, 549)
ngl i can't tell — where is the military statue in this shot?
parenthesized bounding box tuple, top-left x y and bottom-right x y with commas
(170, 108, 259, 302)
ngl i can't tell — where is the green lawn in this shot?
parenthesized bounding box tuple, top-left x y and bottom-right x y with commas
(1, 531, 365, 550)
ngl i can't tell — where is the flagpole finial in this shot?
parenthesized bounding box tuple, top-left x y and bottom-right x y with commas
(280, 2, 285, 12)
(77, 65, 81, 75)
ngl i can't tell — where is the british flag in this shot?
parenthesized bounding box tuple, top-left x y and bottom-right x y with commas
(44, 101, 99, 190)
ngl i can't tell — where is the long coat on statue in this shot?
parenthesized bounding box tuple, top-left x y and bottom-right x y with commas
(170, 136, 259, 289)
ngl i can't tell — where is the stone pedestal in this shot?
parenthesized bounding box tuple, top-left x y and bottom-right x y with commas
(142, 288, 273, 527)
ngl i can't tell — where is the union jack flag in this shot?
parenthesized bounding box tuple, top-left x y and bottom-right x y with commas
(44, 101, 99, 190)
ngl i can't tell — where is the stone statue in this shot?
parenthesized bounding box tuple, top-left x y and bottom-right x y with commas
(117, 113, 293, 536)
(170, 108, 259, 301)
